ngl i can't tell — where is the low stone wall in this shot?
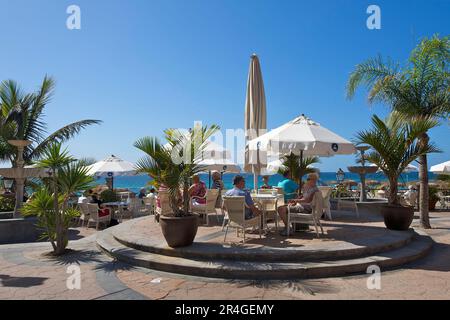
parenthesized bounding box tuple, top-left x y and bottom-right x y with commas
(0, 217, 41, 244)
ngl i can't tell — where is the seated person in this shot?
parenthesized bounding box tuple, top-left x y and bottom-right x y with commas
(189, 175, 207, 205)
(277, 173, 320, 236)
(260, 175, 272, 189)
(403, 185, 418, 207)
(146, 188, 157, 199)
(211, 171, 224, 190)
(211, 171, 224, 208)
(79, 189, 94, 204)
(89, 192, 110, 217)
(225, 175, 262, 220)
(277, 170, 299, 202)
(137, 188, 147, 199)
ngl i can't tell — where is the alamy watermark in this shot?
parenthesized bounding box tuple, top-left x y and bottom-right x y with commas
(66, 265, 81, 290)
(366, 265, 381, 290)
(367, 5, 381, 30)
(66, 5, 81, 30)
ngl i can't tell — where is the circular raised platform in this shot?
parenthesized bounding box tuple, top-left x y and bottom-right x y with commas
(111, 217, 415, 262)
(97, 216, 433, 280)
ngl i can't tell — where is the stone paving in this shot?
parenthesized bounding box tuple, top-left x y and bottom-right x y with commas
(1, 211, 449, 300)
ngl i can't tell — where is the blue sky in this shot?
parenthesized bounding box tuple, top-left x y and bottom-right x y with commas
(0, 0, 448, 171)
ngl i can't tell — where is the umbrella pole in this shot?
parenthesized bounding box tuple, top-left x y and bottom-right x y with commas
(299, 150, 304, 194)
(253, 167, 258, 193)
(208, 171, 211, 189)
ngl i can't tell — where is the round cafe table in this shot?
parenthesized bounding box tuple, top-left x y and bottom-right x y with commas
(251, 194, 281, 232)
(102, 202, 128, 220)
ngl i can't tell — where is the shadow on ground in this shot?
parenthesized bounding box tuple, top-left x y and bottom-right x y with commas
(0, 274, 48, 288)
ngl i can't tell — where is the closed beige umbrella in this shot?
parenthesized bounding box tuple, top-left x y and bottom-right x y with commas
(244, 54, 267, 190)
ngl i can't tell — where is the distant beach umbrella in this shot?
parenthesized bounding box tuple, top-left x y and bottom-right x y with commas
(430, 160, 450, 175)
(87, 155, 136, 177)
(87, 155, 137, 190)
(244, 54, 267, 190)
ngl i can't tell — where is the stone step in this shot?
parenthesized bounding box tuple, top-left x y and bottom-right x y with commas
(111, 220, 416, 263)
(97, 230, 433, 280)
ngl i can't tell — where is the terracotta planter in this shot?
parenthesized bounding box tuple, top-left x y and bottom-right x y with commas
(159, 214, 198, 248)
(381, 205, 414, 231)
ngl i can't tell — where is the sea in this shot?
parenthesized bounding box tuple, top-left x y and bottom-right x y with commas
(95, 172, 434, 193)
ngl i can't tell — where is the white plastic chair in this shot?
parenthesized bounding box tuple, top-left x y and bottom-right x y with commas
(222, 196, 262, 243)
(319, 186, 333, 220)
(143, 196, 156, 215)
(86, 204, 111, 230)
(286, 192, 324, 238)
(191, 189, 220, 226)
(127, 198, 151, 218)
(337, 191, 360, 218)
(78, 203, 90, 227)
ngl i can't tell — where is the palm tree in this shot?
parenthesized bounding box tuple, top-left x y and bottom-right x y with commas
(356, 113, 440, 205)
(134, 125, 219, 216)
(0, 76, 101, 164)
(24, 142, 94, 255)
(347, 35, 449, 228)
(277, 153, 320, 190)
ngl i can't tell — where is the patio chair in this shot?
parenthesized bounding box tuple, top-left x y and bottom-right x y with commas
(319, 186, 333, 220)
(286, 191, 324, 238)
(78, 203, 90, 227)
(337, 191, 360, 218)
(222, 196, 262, 243)
(86, 204, 111, 230)
(191, 189, 220, 226)
(143, 196, 156, 215)
(437, 191, 448, 210)
(127, 198, 150, 218)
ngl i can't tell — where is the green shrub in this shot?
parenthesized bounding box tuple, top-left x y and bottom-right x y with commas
(0, 196, 15, 212)
(100, 189, 119, 203)
(429, 186, 440, 202)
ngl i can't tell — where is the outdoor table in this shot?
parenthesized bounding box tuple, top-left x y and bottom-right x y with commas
(102, 202, 128, 220)
(251, 194, 279, 232)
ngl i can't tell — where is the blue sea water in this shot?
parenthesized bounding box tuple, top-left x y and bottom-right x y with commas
(95, 172, 434, 193)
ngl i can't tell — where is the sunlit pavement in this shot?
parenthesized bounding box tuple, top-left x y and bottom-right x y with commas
(1, 211, 449, 300)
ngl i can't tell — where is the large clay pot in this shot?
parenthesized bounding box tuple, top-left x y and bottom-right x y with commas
(381, 205, 414, 231)
(159, 214, 198, 248)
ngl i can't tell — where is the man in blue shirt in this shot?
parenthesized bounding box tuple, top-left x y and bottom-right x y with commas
(277, 170, 299, 202)
(225, 175, 262, 220)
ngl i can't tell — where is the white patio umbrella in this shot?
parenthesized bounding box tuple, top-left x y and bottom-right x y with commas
(244, 54, 267, 190)
(248, 115, 355, 157)
(430, 160, 450, 175)
(247, 115, 356, 179)
(87, 155, 136, 189)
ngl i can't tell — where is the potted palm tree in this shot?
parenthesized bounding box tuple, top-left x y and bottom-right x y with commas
(134, 125, 219, 248)
(347, 35, 449, 229)
(356, 112, 440, 230)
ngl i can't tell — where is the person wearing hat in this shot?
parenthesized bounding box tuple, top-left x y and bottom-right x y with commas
(225, 175, 261, 220)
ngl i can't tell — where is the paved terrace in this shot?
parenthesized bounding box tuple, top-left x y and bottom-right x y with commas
(0, 210, 449, 300)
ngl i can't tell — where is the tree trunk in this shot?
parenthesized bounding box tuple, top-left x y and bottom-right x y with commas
(388, 177, 398, 205)
(418, 153, 431, 229)
(52, 173, 65, 255)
